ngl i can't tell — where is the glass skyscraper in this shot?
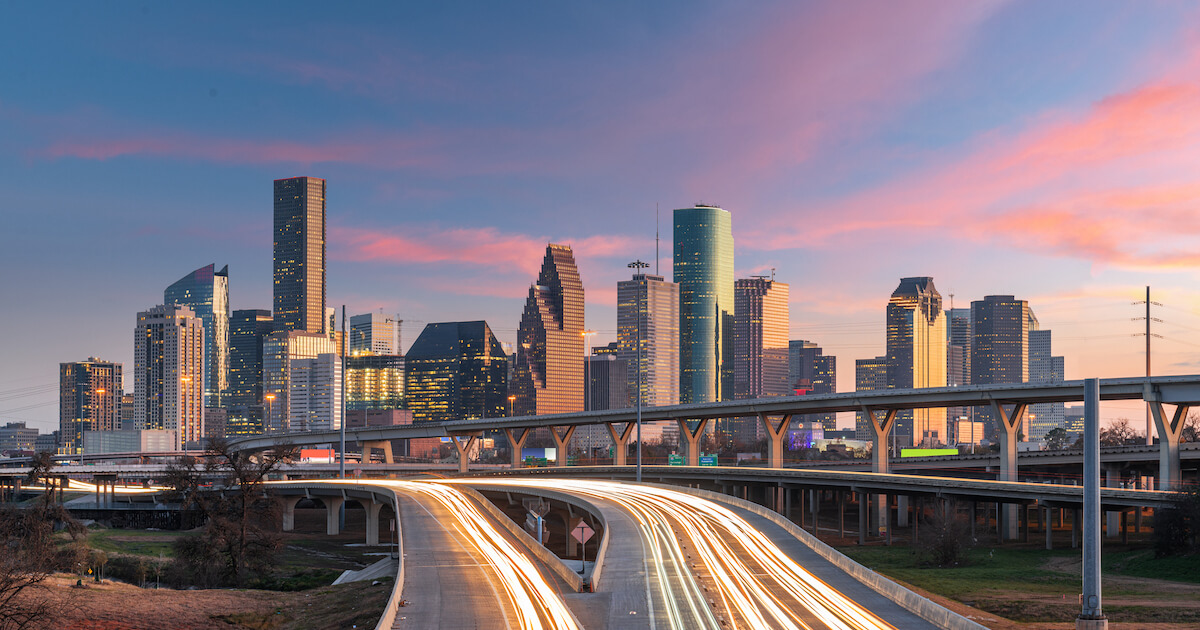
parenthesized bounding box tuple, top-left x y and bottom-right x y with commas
(971, 295, 1030, 437)
(511, 244, 585, 417)
(405, 321, 508, 424)
(617, 273, 679, 409)
(226, 309, 273, 436)
(886, 277, 947, 447)
(273, 176, 326, 334)
(164, 263, 229, 408)
(674, 205, 734, 404)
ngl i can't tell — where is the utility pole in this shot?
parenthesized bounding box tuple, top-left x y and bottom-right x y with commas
(1134, 286, 1162, 446)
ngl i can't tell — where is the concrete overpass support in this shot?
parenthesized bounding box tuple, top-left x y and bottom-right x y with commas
(992, 401, 1028, 540)
(605, 422, 635, 466)
(676, 419, 709, 466)
(504, 428, 531, 467)
(324, 496, 345, 535)
(758, 413, 792, 469)
(358, 499, 385, 545)
(1147, 398, 1190, 490)
(550, 426, 577, 467)
(361, 440, 394, 464)
(862, 407, 897, 538)
(281, 496, 303, 531)
(450, 435, 478, 473)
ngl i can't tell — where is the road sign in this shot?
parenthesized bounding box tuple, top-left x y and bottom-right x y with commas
(571, 521, 595, 545)
(668, 454, 684, 466)
(698, 454, 718, 466)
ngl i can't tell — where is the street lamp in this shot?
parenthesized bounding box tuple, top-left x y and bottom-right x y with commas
(627, 259, 649, 483)
(264, 393, 276, 436)
(508, 395, 516, 417)
(582, 330, 597, 463)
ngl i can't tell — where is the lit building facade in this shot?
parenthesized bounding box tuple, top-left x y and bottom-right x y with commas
(405, 321, 508, 424)
(347, 353, 405, 410)
(164, 263, 229, 407)
(226, 309, 273, 436)
(262, 330, 335, 432)
(59, 358, 123, 454)
(946, 306, 973, 424)
(674, 205, 734, 404)
(0, 422, 38, 454)
(511, 244, 585, 417)
(1028, 329, 1066, 440)
(971, 295, 1030, 437)
(273, 176, 326, 334)
(887, 277, 947, 447)
(616, 273, 679, 408)
(788, 340, 837, 431)
(134, 305, 205, 449)
(854, 356, 888, 440)
(289, 353, 342, 432)
(733, 277, 790, 399)
(350, 313, 400, 355)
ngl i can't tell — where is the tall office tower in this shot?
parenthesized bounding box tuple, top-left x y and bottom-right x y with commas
(273, 176, 326, 334)
(119, 393, 135, 429)
(59, 358, 122, 454)
(134, 305, 205, 449)
(164, 264, 229, 408)
(674, 204, 735, 404)
(262, 331, 335, 432)
(511, 244, 585, 416)
(946, 307, 973, 423)
(350, 313, 400, 355)
(1028, 329, 1066, 440)
(325, 307, 346, 356)
(405, 321, 508, 424)
(289, 353, 342, 432)
(226, 309, 273, 436)
(854, 356, 888, 440)
(346, 354, 405, 410)
(733, 277, 791, 399)
(887, 277, 947, 447)
(576, 353, 633, 454)
(617, 273, 680, 408)
(971, 295, 1030, 437)
(788, 340, 837, 431)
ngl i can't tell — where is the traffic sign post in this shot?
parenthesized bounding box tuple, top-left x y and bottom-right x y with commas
(572, 521, 595, 573)
(698, 454, 718, 467)
(668, 454, 684, 466)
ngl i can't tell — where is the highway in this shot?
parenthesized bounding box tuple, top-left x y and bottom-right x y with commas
(449, 479, 904, 630)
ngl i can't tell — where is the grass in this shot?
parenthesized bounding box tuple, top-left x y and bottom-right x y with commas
(1106, 548, 1200, 584)
(839, 545, 1077, 599)
(85, 528, 191, 558)
(210, 581, 395, 629)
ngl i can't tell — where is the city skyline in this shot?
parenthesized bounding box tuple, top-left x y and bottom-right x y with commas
(6, 2, 1200, 434)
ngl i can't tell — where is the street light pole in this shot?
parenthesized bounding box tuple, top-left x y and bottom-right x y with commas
(582, 330, 596, 461)
(340, 305, 347, 480)
(628, 260, 649, 483)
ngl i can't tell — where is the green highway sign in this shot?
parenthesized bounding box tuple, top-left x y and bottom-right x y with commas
(698, 454, 718, 467)
(668, 454, 684, 466)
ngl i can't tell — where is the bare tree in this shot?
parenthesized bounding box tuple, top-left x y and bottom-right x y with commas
(1100, 418, 1143, 446)
(1180, 412, 1200, 443)
(165, 438, 298, 587)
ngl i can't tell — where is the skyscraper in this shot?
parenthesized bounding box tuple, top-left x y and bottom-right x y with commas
(350, 313, 400, 355)
(164, 263, 229, 408)
(971, 295, 1030, 437)
(226, 309, 273, 436)
(1028, 329, 1066, 440)
(854, 356, 888, 440)
(674, 205, 734, 404)
(887, 277, 947, 447)
(273, 176, 326, 334)
(733, 277, 790, 399)
(617, 273, 679, 408)
(788, 340, 837, 431)
(134, 305, 205, 449)
(59, 358, 122, 454)
(405, 321, 509, 424)
(289, 353, 342, 432)
(262, 330, 335, 432)
(511, 244, 585, 416)
(346, 354, 405, 410)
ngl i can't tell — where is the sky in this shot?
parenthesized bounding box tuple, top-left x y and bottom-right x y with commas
(4, 1, 1200, 434)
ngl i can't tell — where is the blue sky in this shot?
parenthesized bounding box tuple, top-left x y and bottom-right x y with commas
(5, 1, 1200, 433)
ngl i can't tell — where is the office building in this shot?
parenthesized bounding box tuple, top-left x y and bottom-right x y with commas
(854, 356, 888, 440)
(788, 340, 837, 431)
(1028, 329, 1066, 440)
(887, 277, 947, 446)
(350, 313, 400, 355)
(262, 330, 335, 432)
(119, 393, 134, 429)
(617, 273, 680, 408)
(83, 429, 177, 455)
(511, 244, 585, 416)
(577, 353, 632, 454)
(0, 422, 38, 455)
(946, 306, 972, 423)
(972, 295, 1030, 436)
(273, 176, 326, 334)
(226, 309, 273, 435)
(289, 353, 342, 432)
(59, 358, 123, 454)
(134, 305, 205, 449)
(406, 321, 508, 424)
(674, 204, 734, 404)
(34, 432, 59, 453)
(164, 263, 229, 407)
(728, 277, 789, 444)
(347, 353, 405, 410)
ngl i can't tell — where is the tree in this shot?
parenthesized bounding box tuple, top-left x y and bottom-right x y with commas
(1100, 418, 1142, 446)
(1154, 486, 1200, 557)
(1180, 412, 1200, 443)
(1044, 427, 1072, 450)
(165, 438, 299, 587)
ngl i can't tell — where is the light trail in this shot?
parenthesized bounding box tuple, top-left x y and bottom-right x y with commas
(450, 479, 896, 630)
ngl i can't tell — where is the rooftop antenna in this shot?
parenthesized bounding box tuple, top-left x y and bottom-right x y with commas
(655, 203, 660, 276)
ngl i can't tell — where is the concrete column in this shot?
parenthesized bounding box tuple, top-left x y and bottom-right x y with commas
(1079, 377, 1106, 628)
(324, 497, 345, 535)
(1046, 507, 1053, 550)
(362, 440, 394, 464)
(1105, 468, 1119, 538)
(450, 435, 478, 473)
(838, 492, 845, 539)
(992, 401, 1028, 541)
(897, 495, 909, 528)
(282, 496, 303, 531)
(550, 426, 577, 467)
(675, 419, 709, 466)
(504, 428, 531, 467)
(604, 423, 635, 467)
(361, 499, 385, 546)
(862, 406, 897, 538)
(857, 491, 867, 545)
(810, 489, 819, 534)
(758, 413, 791, 469)
(1147, 399, 1189, 491)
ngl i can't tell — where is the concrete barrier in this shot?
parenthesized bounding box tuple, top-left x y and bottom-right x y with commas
(662, 484, 990, 630)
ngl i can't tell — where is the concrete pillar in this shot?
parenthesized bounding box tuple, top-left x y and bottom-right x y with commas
(1046, 507, 1053, 550)
(361, 499, 385, 546)
(450, 435, 478, 473)
(1079, 377, 1107, 627)
(885, 494, 893, 546)
(324, 497, 345, 535)
(810, 489, 819, 534)
(857, 491, 867, 545)
(1105, 468, 1119, 538)
(758, 413, 791, 469)
(362, 440, 394, 464)
(504, 428, 531, 468)
(604, 423, 635, 467)
(282, 496, 303, 532)
(897, 495, 909, 528)
(675, 419, 709, 466)
(1147, 399, 1189, 491)
(550, 426, 577, 467)
(862, 406, 897, 538)
(970, 502, 977, 539)
(838, 491, 845, 539)
(992, 401, 1028, 541)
